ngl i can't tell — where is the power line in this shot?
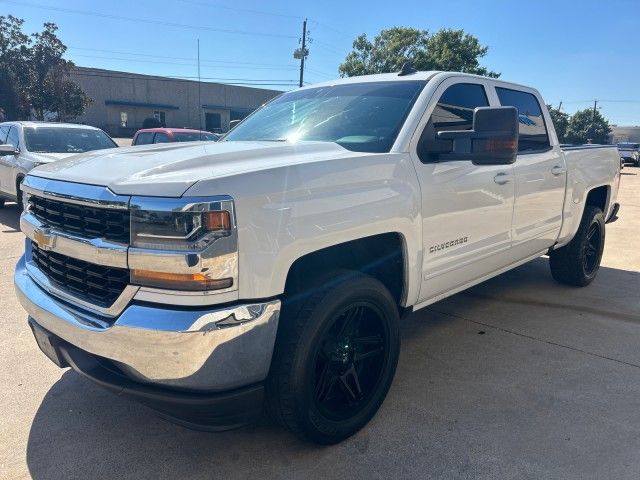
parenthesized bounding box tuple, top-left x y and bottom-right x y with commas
(173, 0, 302, 20)
(0, 0, 297, 39)
(70, 53, 298, 71)
(71, 70, 298, 87)
(67, 46, 296, 68)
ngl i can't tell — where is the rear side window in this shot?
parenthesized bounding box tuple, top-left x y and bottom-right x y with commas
(134, 132, 154, 145)
(496, 87, 550, 153)
(153, 133, 170, 143)
(419, 83, 489, 162)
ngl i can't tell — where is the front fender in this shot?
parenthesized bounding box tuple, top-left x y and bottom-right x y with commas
(185, 152, 423, 306)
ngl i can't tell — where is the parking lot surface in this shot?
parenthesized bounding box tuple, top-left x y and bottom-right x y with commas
(1, 167, 639, 480)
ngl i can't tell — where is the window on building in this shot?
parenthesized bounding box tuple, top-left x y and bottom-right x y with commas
(120, 112, 128, 128)
(418, 83, 489, 162)
(205, 112, 222, 133)
(495, 87, 550, 153)
(153, 111, 166, 126)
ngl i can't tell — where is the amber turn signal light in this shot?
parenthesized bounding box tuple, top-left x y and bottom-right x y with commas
(131, 269, 233, 291)
(205, 211, 231, 232)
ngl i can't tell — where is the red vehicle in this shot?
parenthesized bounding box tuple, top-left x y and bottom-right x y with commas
(131, 128, 220, 146)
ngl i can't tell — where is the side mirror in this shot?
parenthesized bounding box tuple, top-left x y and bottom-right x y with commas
(435, 106, 519, 165)
(0, 144, 18, 156)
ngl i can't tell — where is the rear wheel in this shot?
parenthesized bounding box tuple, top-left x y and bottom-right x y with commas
(549, 205, 605, 286)
(267, 271, 400, 444)
(0, 198, 5, 209)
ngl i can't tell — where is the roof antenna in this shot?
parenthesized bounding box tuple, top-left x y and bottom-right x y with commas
(398, 62, 417, 76)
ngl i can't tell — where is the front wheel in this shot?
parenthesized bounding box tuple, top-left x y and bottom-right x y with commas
(267, 271, 400, 444)
(549, 205, 605, 286)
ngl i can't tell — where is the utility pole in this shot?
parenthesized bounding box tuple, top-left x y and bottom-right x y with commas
(590, 99, 598, 142)
(294, 19, 308, 88)
(197, 38, 202, 138)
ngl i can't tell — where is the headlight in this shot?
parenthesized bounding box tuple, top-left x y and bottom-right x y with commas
(129, 196, 237, 291)
(131, 199, 232, 251)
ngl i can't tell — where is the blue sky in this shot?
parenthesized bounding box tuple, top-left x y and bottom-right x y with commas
(3, 0, 639, 124)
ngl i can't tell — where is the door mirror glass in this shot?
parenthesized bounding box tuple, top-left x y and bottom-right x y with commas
(0, 144, 17, 156)
(431, 107, 519, 165)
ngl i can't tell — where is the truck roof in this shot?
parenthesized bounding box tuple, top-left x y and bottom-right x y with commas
(300, 71, 538, 95)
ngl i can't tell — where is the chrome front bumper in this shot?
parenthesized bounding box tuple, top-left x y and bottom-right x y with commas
(15, 255, 281, 392)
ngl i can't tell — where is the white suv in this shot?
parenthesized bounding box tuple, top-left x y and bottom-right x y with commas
(0, 121, 117, 209)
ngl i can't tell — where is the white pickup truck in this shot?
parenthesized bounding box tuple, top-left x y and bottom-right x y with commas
(14, 71, 621, 444)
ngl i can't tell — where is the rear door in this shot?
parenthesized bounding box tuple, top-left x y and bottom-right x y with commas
(494, 87, 565, 255)
(411, 79, 516, 302)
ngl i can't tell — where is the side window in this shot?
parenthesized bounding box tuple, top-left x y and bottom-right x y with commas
(153, 133, 170, 143)
(134, 132, 154, 145)
(0, 126, 9, 144)
(495, 87, 550, 153)
(6, 126, 20, 149)
(418, 83, 489, 162)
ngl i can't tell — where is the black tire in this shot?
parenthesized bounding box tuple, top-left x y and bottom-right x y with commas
(0, 198, 4, 208)
(549, 205, 605, 287)
(267, 271, 400, 444)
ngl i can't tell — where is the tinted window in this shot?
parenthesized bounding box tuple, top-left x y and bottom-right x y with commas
(134, 132, 154, 145)
(153, 133, 170, 143)
(0, 126, 9, 144)
(6, 126, 20, 148)
(419, 83, 489, 162)
(173, 132, 217, 142)
(496, 87, 550, 152)
(224, 81, 427, 153)
(431, 83, 489, 131)
(618, 143, 639, 150)
(23, 128, 116, 153)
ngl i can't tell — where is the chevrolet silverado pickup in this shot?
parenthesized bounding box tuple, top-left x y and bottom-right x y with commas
(14, 71, 621, 444)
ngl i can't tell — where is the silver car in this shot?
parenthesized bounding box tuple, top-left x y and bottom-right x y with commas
(0, 121, 117, 209)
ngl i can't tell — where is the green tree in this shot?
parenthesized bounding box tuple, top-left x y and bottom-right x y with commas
(0, 15, 31, 119)
(28, 23, 91, 121)
(547, 105, 569, 143)
(565, 108, 611, 145)
(339, 27, 499, 78)
(0, 18, 91, 121)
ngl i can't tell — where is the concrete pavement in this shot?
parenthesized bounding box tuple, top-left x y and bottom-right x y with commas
(1, 167, 639, 479)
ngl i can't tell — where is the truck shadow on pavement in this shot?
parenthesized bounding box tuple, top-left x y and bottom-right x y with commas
(0, 203, 20, 233)
(25, 258, 640, 480)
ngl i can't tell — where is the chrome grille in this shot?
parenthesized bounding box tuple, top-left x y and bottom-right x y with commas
(31, 242, 129, 307)
(28, 195, 130, 244)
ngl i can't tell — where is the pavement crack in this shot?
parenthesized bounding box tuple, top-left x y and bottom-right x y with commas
(428, 307, 640, 370)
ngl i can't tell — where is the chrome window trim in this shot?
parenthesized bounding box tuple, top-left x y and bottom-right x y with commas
(22, 175, 130, 210)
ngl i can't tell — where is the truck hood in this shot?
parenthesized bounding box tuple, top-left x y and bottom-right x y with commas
(29, 141, 358, 197)
(26, 151, 77, 163)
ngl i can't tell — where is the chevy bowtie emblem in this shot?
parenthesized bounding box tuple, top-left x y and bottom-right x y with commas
(33, 227, 56, 251)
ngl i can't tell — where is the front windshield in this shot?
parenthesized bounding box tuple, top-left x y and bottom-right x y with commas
(24, 127, 116, 153)
(618, 143, 639, 150)
(224, 81, 426, 153)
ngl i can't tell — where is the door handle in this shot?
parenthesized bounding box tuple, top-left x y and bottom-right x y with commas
(493, 172, 513, 185)
(551, 165, 566, 176)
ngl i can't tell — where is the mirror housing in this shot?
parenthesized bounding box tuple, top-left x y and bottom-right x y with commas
(0, 144, 18, 156)
(434, 106, 519, 165)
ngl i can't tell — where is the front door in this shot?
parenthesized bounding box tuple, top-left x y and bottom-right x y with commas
(0, 126, 19, 196)
(412, 79, 516, 303)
